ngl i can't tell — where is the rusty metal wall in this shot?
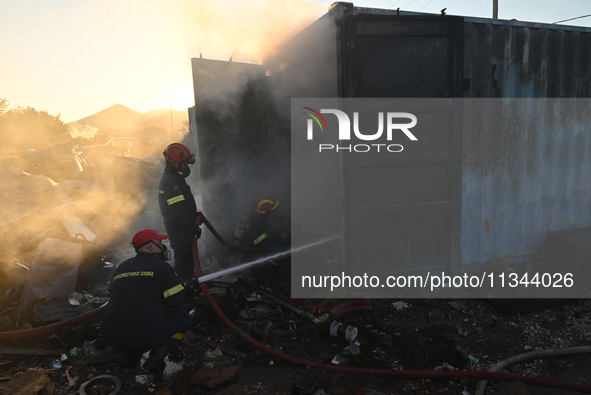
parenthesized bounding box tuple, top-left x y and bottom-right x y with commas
(189, 4, 591, 270)
(339, 14, 464, 275)
(461, 20, 591, 264)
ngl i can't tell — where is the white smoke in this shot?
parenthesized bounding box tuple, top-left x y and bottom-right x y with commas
(67, 122, 99, 139)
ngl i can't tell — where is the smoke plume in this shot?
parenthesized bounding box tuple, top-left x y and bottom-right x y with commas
(179, 0, 326, 63)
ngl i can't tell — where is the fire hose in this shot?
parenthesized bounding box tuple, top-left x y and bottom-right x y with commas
(0, 213, 241, 341)
(194, 213, 591, 394)
(0, 304, 106, 340)
(0, 214, 590, 393)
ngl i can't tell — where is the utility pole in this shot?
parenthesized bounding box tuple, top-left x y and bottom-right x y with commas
(493, 0, 498, 19)
(167, 64, 174, 140)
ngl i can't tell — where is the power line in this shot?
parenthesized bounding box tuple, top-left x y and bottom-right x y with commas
(418, 0, 435, 12)
(389, 0, 400, 9)
(552, 13, 591, 24)
(404, 0, 417, 9)
(167, 64, 173, 137)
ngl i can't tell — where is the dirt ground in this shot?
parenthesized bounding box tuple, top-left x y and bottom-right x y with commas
(2, 269, 591, 395)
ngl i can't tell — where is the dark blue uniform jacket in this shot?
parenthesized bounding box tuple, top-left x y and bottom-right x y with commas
(158, 165, 198, 237)
(101, 253, 187, 354)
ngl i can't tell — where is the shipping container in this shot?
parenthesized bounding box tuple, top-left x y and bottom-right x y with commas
(190, 2, 591, 276)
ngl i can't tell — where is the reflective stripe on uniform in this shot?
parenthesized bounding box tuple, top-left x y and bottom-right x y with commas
(253, 233, 267, 245)
(167, 195, 185, 205)
(163, 284, 184, 298)
(172, 332, 184, 340)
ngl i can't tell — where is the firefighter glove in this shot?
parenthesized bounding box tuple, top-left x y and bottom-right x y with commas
(192, 223, 202, 239)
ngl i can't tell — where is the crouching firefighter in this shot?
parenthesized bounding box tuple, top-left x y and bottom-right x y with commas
(236, 196, 291, 277)
(158, 142, 202, 284)
(100, 229, 193, 373)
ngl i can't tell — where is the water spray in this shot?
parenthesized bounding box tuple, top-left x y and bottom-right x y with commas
(197, 235, 339, 283)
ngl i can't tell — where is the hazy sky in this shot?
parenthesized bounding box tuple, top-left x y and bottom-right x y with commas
(1, 0, 589, 123)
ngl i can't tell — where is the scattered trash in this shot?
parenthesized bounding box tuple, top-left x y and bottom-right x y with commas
(468, 355, 480, 364)
(135, 375, 152, 385)
(331, 342, 361, 365)
(292, 365, 325, 395)
(65, 369, 75, 386)
(208, 287, 227, 295)
(329, 321, 358, 341)
(449, 301, 467, 311)
(368, 329, 394, 346)
(269, 360, 275, 365)
(17, 238, 83, 325)
(1, 368, 55, 395)
(31, 297, 95, 326)
(211, 275, 238, 288)
(246, 292, 262, 302)
(391, 301, 410, 311)
(204, 347, 223, 358)
(79, 375, 122, 395)
(190, 365, 240, 389)
(318, 313, 331, 322)
(331, 355, 347, 365)
(70, 339, 118, 364)
(62, 213, 96, 241)
(239, 306, 255, 319)
(342, 342, 361, 356)
(239, 277, 320, 323)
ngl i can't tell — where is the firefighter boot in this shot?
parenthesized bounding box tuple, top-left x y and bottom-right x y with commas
(142, 345, 174, 373)
(120, 352, 142, 368)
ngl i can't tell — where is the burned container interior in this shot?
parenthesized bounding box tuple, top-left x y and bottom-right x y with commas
(191, 2, 591, 275)
(191, 58, 291, 257)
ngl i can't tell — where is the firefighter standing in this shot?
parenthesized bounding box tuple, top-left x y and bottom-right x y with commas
(100, 229, 192, 373)
(158, 143, 201, 283)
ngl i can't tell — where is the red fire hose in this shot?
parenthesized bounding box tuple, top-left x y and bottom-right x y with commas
(0, 304, 106, 340)
(1, 215, 590, 393)
(193, 213, 591, 394)
(0, 214, 246, 341)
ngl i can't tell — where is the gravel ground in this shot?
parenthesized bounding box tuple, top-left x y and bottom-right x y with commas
(2, 275, 591, 395)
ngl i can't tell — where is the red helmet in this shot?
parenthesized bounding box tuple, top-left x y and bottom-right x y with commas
(163, 143, 195, 164)
(257, 196, 279, 214)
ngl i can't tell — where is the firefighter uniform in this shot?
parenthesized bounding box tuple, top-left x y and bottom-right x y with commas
(158, 164, 199, 282)
(101, 252, 192, 355)
(245, 196, 290, 252)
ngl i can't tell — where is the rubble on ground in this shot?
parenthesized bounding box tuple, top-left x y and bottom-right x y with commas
(1, 145, 590, 394)
(2, 266, 591, 394)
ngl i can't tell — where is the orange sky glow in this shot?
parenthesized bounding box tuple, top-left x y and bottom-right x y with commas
(1, 0, 589, 123)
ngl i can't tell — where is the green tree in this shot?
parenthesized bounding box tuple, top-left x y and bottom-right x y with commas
(0, 98, 8, 115)
(0, 104, 70, 151)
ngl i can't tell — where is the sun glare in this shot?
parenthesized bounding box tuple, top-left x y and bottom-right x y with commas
(169, 86, 195, 111)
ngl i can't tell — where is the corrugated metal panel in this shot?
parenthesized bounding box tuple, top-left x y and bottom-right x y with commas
(461, 19, 591, 264)
(339, 13, 464, 275)
(189, 3, 591, 272)
(462, 98, 591, 263)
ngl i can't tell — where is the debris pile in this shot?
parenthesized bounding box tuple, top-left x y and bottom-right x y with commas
(0, 143, 164, 330)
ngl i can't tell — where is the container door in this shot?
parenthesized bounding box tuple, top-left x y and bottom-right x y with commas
(340, 16, 464, 277)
